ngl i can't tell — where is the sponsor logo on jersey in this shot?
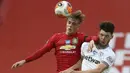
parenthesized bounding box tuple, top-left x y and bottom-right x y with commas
(60, 45, 76, 50)
(84, 56, 100, 64)
(60, 50, 76, 53)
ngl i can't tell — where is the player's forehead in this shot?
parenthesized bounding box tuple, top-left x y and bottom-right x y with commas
(67, 18, 80, 24)
(99, 30, 112, 36)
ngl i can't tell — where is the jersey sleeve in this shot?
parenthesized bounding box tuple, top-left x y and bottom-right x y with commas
(81, 42, 89, 57)
(101, 51, 116, 67)
(25, 33, 58, 63)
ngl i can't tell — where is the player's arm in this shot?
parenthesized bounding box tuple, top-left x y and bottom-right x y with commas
(85, 36, 99, 52)
(11, 33, 58, 69)
(72, 63, 108, 73)
(73, 54, 116, 73)
(25, 34, 56, 63)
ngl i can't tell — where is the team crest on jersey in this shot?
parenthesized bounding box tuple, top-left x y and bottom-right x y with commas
(99, 52, 104, 57)
(60, 45, 76, 50)
(92, 50, 97, 55)
(72, 38, 78, 45)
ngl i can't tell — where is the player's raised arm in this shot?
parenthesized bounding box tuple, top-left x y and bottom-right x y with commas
(11, 33, 58, 69)
(72, 54, 116, 73)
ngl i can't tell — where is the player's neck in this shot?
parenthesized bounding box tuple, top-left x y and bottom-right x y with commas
(65, 32, 77, 36)
(96, 43, 109, 49)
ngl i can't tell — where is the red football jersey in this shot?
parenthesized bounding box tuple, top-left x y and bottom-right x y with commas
(25, 32, 98, 72)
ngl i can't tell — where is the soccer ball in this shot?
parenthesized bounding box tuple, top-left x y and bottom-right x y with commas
(55, 1, 72, 17)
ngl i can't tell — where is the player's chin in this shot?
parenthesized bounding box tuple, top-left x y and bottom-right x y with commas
(101, 42, 108, 46)
(100, 41, 105, 45)
(67, 29, 72, 33)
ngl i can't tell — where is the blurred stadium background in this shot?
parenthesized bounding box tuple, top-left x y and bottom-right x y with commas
(0, 0, 130, 73)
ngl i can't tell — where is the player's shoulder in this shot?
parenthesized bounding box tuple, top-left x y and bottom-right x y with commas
(82, 42, 89, 46)
(50, 33, 64, 40)
(77, 32, 85, 36)
(53, 32, 65, 36)
(54, 32, 63, 35)
(104, 46, 116, 57)
(81, 42, 89, 50)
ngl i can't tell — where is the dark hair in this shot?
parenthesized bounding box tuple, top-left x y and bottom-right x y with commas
(67, 10, 85, 24)
(100, 21, 115, 34)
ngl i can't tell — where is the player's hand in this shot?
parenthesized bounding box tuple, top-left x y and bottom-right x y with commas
(59, 68, 74, 73)
(88, 40, 95, 52)
(11, 60, 26, 69)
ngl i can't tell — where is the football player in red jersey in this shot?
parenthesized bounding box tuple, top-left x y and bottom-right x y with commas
(11, 10, 98, 73)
